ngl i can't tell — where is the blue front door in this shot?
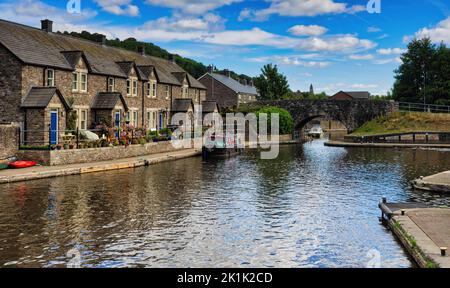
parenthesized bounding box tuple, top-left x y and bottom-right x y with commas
(115, 112, 121, 138)
(50, 110, 58, 145)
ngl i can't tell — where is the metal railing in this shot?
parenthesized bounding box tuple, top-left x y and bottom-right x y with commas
(398, 102, 450, 114)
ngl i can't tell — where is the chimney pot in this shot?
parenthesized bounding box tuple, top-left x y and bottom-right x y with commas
(207, 65, 214, 74)
(138, 45, 146, 56)
(96, 34, 106, 46)
(41, 19, 53, 33)
(168, 54, 176, 64)
(224, 69, 231, 78)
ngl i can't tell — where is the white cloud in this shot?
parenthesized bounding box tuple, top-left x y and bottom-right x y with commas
(374, 57, 402, 65)
(367, 26, 381, 33)
(296, 35, 377, 52)
(247, 55, 330, 68)
(377, 48, 405, 55)
(145, 0, 241, 15)
(288, 25, 328, 36)
(349, 54, 374, 60)
(350, 84, 378, 89)
(94, 0, 139, 16)
(239, 0, 365, 21)
(0, 0, 97, 26)
(414, 16, 450, 44)
(144, 13, 225, 32)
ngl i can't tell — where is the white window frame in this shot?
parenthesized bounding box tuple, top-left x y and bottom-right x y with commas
(108, 77, 115, 92)
(126, 108, 139, 127)
(146, 109, 158, 129)
(132, 79, 138, 97)
(74, 107, 88, 130)
(127, 79, 131, 96)
(147, 81, 157, 98)
(182, 85, 188, 98)
(80, 73, 88, 92)
(164, 85, 170, 100)
(72, 73, 78, 92)
(46, 69, 54, 87)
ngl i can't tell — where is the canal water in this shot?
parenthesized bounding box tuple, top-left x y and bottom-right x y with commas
(1, 140, 450, 268)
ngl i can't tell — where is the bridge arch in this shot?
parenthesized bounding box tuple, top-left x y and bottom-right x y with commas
(246, 99, 398, 133)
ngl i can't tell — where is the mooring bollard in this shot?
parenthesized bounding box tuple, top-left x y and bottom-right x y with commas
(401, 209, 406, 216)
(382, 197, 387, 204)
(441, 247, 447, 257)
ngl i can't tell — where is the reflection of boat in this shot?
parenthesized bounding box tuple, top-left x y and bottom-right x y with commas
(307, 124, 324, 138)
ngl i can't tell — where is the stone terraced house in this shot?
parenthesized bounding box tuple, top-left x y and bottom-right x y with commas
(198, 66, 258, 110)
(0, 19, 208, 145)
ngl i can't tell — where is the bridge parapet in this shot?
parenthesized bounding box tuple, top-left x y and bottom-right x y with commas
(245, 99, 398, 132)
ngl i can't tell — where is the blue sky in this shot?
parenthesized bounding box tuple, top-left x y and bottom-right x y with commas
(1, 0, 449, 95)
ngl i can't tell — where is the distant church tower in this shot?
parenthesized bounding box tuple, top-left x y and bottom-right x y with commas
(309, 84, 314, 96)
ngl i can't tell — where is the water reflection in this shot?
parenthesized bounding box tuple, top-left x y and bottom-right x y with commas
(0, 140, 449, 267)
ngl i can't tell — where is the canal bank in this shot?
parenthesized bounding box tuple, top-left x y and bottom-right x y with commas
(413, 171, 450, 193)
(0, 148, 201, 184)
(325, 140, 450, 149)
(379, 201, 450, 268)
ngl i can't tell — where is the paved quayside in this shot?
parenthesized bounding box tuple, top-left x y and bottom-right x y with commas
(379, 200, 450, 268)
(0, 149, 201, 184)
(413, 171, 450, 193)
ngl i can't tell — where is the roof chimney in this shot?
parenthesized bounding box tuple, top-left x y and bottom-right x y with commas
(242, 79, 248, 86)
(207, 65, 214, 74)
(138, 45, 146, 56)
(168, 54, 176, 64)
(41, 19, 53, 33)
(249, 79, 254, 87)
(96, 34, 107, 46)
(224, 69, 231, 78)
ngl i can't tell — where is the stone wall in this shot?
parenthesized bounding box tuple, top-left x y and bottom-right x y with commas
(199, 74, 238, 110)
(18, 140, 190, 166)
(0, 45, 23, 124)
(248, 99, 399, 132)
(0, 124, 19, 160)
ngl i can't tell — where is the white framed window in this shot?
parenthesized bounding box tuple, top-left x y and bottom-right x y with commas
(72, 73, 78, 91)
(132, 110, 138, 127)
(46, 69, 54, 87)
(72, 71, 88, 92)
(132, 79, 138, 96)
(127, 79, 131, 96)
(182, 85, 188, 98)
(164, 85, 170, 99)
(80, 73, 87, 92)
(147, 109, 158, 129)
(126, 109, 139, 127)
(147, 81, 157, 98)
(80, 109, 87, 130)
(108, 77, 115, 92)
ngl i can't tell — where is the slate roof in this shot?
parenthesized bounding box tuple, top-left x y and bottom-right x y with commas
(201, 101, 219, 113)
(172, 99, 194, 112)
(91, 92, 128, 111)
(200, 73, 258, 95)
(340, 91, 371, 99)
(21, 87, 70, 109)
(0, 19, 206, 89)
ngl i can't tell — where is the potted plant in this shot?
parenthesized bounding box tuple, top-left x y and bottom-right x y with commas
(56, 144, 63, 150)
(69, 144, 75, 149)
(50, 145, 57, 150)
(63, 144, 69, 150)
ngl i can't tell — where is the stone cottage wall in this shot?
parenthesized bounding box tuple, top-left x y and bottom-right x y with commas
(0, 124, 19, 160)
(0, 45, 23, 124)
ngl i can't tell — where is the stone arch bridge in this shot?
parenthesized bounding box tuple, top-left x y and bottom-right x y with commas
(247, 100, 398, 132)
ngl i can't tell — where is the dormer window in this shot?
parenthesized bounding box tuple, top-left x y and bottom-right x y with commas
(127, 79, 131, 96)
(108, 77, 115, 92)
(182, 85, 188, 98)
(127, 78, 138, 97)
(45, 69, 54, 87)
(72, 70, 88, 92)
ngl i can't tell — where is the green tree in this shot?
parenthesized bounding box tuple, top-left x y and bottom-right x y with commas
(254, 64, 290, 100)
(255, 107, 294, 135)
(392, 37, 449, 104)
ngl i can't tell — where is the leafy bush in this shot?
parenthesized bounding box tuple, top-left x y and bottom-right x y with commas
(255, 107, 294, 135)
